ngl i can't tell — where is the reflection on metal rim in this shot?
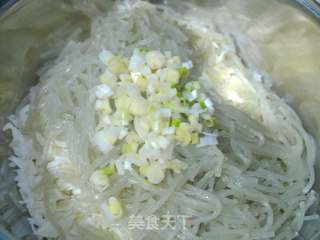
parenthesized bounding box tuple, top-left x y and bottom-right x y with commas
(0, 0, 18, 15)
(297, 0, 320, 18)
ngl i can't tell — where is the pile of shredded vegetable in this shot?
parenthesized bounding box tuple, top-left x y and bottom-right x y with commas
(4, 1, 317, 240)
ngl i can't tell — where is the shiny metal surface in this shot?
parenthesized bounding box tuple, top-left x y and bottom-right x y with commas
(0, 0, 319, 239)
(297, 0, 320, 18)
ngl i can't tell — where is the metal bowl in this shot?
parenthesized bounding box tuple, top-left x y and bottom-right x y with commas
(0, 0, 319, 239)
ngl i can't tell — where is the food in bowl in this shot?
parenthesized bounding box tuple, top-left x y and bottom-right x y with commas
(4, 1, 317, 239)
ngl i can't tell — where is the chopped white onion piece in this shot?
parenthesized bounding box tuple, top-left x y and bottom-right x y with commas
(131, 72, 142, 82)
(150, 139, 160, 149)
(157, 136, 170, 149)
(146, 163, 165, 184)
(100, 70, 117, 83)
(139, 143, 161, 161)
(191, 90, 198, 100)
(227, 91, 244, 104)
(47, 156, 67, 173)
(162, 127, 175, 135)
(105, 127, 121, 144)
(59, 183, 82, 195)
(119, 128, 128, 139)
(115, 161, 125, 175)
(159, 88, 177, 101)
(92, 130, 113, 154)
(129, 97, 148, 115)
(95, 84, 113, 99)
(95, 100, 104, 111)
(191, 103, 206, 116)
(184, 91, 197, 102)
(107, 197, 123, 217)
(182, 60, 193, 69)
(124, 161, 132, 170)
(99, 50, 113, 64)
(197, 135, 218, 147)
(204, 98, 214, 110)
(160, 108, 172, 118)
(90, 170, 110, 192)
(201, 113, 211, 120)
(129, 52, 145, 71)
(140, 65, 152, 75)
(101, 116, 112, 125)
(146, 51, 166, 70)
(134, 117, 150, 139)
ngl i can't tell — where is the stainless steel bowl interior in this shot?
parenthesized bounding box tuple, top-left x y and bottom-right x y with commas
(0, 0, 319, 239)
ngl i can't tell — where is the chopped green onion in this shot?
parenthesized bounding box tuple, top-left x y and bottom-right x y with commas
(202, 117, 216, 128)
(175, 123, 192, 145)
(184, 81, 200, 92)
(180, 113, 188, 122)
(170, 118, 181, 128)
(180, 96, 188, 105)
(172, 83, 184, 92)
(172, 84, 184, 99)
(191, 133, 199, 144)
(102, 164, 116, 176)
(121, 143, 132, 154)
(178, 67, 189, 78)
(199, 100, 206, 109)
(139, 47, 149, 52)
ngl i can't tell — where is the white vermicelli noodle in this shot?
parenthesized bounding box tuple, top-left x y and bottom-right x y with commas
(4, 1, 317, 240)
